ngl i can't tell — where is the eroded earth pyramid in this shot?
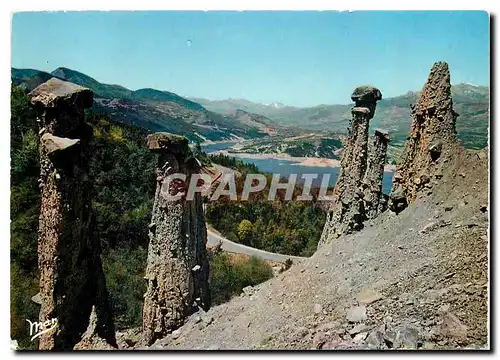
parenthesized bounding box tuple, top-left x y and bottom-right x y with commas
(29, 78, 116, 350)
(320, 86, 383, 244)
(389, 61, 459, 213)
(141, 132, 210, 345)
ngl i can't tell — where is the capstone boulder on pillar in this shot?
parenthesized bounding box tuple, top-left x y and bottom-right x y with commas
(320, 86, 382, 244)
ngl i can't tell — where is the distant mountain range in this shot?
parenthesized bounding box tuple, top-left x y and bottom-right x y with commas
(12, 67, 489, 149)
(11, 67, 285, 142)
(192, 83, 489, 149)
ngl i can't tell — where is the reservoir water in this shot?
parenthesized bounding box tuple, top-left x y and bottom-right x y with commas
(202, 143, 394, 194)
(201, 141, 238, 153)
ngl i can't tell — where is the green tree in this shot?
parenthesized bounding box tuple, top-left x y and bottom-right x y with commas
(237, 219, 253, 245)
(10, 86, 40, 348)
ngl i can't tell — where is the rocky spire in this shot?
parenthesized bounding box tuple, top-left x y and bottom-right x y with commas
(29, 78, 116, 350)
(141, 132, 210, 346)
(389, 61, 459, 213)
(363, 129, 390, 219)
(320, 86, 382, 244)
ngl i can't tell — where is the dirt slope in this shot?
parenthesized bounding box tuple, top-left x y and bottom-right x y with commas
(133, 147, 487, 350)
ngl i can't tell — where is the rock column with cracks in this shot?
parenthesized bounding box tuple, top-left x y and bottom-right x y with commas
(320, 86, 382, 244)
(363, 129, 390, 219)
(141, 132, 210, 346)
(389, 61, 459, 214)
(29, 78, 116, 350)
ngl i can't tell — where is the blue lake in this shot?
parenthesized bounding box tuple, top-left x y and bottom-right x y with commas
(235, 158, 394, 195)
(201, 141, 238, 153)
(202, 143, 394, 195)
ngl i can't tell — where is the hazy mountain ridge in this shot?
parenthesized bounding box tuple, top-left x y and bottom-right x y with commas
(194, 84, 489, 149)
(12, 67, 488, 149)
(11, 68, 285, 142)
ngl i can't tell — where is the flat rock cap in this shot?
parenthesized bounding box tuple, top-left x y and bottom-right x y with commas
(41, 133, 80, 154)
(29, 78, 93, 109)
(351, 86, 382, 103)
(147, 132, 189, 152)
(374, 128, 391, 141)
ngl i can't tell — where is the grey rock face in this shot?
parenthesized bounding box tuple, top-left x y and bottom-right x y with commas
(141, 132, 210, 346)
(393, 325, 419, 349)
(320, 86, 384, 244)
(346, 306, 367, 323)
(349, 323, 370, 335)
(363, 129, 390, 219)
(438, 312, 468, 342)
(365, 330, 386, 349)
(313, 331, 328, 349)
(390, 62, 459, 213)
(73, 306, 116, 350)
(40, 134, 80, 155)
(29, 78, 115, 350)
(355, 289, 384, 305)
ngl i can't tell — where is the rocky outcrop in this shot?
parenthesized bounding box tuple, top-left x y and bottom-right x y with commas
(363, 129, 390, 219)
(73, 307, 116, 350)
(141, 132, 210, 346)
(320, 86, 382, 243)
(29, 78, 116, 350)
(389, 62, 459, 214)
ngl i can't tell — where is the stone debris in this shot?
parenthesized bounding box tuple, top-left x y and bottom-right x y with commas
(439, 312, 468, 342)
(313, 331, 328, 349)
(313, 303, 323, 314)
(243, 286, 255, 297)
(349, 323, 370, 335)
(355, 289, 384, 305)
(353, 332, 368, 344)
(346, 305, 368, 323)
(365, 330, 385, 349)
(393, 325, 419, 349)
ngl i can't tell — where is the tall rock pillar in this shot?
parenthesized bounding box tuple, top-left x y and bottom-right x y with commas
(29, 78, 116, 350)
(141, 133, 210, 346)
(320, 86, 382, 244)
(389, 61, 459, 213)
(363, 129, 390, 219)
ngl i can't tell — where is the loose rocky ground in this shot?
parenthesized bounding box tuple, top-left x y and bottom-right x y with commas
(117, 147, 488, 350)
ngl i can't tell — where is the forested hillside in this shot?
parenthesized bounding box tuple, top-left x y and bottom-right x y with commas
(12, 68, 286, 142)
(9, 85, 281, 346)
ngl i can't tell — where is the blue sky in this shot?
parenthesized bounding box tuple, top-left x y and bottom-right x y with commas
(11, 11, 489, 107)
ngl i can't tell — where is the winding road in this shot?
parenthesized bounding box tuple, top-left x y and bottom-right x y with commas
(206, 229, 306, 263)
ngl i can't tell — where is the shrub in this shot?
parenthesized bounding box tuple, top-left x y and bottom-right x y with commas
(209, 253, 273, 305)
(10, 264, 39, 349)
(284, 258, 293, 271)
(101, 247, 147, 330)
